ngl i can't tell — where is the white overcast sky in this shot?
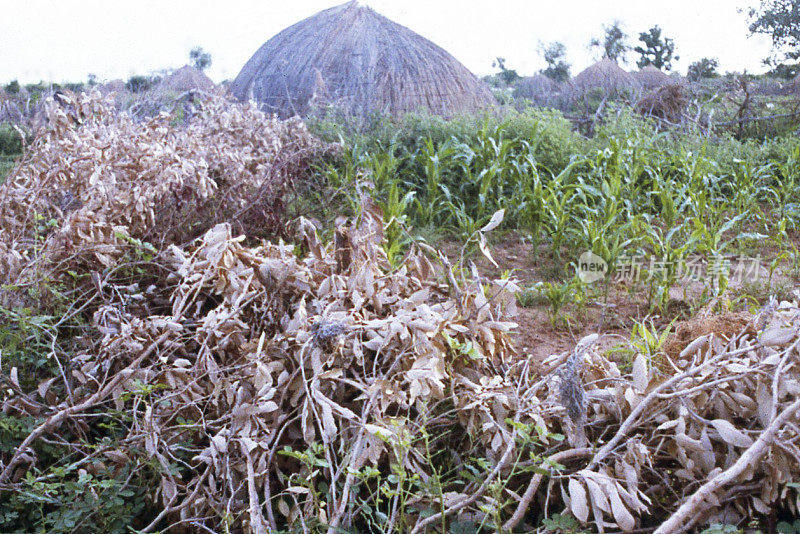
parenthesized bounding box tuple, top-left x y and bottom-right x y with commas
(0, 0, 776, 85)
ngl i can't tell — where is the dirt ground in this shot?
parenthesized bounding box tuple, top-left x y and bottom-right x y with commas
(437, 232, 799, 364)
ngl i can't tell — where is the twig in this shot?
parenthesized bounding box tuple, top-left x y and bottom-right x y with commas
(586, 342, 753, 471)
(243, 444, 269, 534)
(502, 448, 593, 532)
(139, 468, 210, 533)
(714, 110, 800, 127)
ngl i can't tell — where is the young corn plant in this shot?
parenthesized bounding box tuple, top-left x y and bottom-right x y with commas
(512, 165, 546, 251)
(543, 172, 580, 262)
(637, 219, 696, 312)
(768, 149, 800, 229)
(646, 173, 692, 230)
(630, 317, 674, 360)
(379, 181, 416, 266)
(728, 159, 773, 230)
(689, 212, 747, 258)
(444, 198, 482, 240)
(453, 129, 520, 224)
(534, 276, 585, 327)
(413, 137, 457, 227)
(575, 215, 634, 306)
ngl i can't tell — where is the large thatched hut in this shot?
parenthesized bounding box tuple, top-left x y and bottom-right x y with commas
(572, 58, 640, 95)
(231, 1, 496, 118)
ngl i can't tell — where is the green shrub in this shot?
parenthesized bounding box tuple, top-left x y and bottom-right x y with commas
(501, 106, 582, 172)
(0, 123, 25, 156)
(4, 80, 20, 95)
(125, 74, 160, 94)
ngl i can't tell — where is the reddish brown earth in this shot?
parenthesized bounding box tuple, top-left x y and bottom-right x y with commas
(438, 232, 799, 364)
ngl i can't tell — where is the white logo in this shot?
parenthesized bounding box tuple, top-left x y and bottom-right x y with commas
(577, 251, 608, 284)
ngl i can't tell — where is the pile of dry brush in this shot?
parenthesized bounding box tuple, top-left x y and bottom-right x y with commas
(1, 92, 800, 534)
(0, 90, 334, 301)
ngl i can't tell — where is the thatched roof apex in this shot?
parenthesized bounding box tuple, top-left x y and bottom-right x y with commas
(158, 66, 215, 93)
(572, 58, 639, 93)
(231, 1, 496, 118)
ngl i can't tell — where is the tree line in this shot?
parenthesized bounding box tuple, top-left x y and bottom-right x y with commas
(492, 0, 800, 86)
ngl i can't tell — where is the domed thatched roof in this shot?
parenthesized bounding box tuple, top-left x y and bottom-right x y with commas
(231, 1, 496, 118)
(572, 58, 640, 94)
(514, 74, 560, 100)
(100, 79, 128, 95)
(634, 66, 672, 90)
(158, 66, 215, 94)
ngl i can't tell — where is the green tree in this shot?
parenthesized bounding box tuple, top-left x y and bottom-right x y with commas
(492, 57, 521, 85)
(634, 25, 679, 70)
(126, 74, 161, 93)
(539, 41, 571, 82)
(4, 80, 20, 95)
(687, 58, 719, 81)
(769, 62, 800, 79)
(749, 0, 800, 61)
(590, 20, 630, 63)
(190, 46, 212, 71)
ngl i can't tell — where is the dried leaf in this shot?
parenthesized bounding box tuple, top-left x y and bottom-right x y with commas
(605, 482, 636, 531)
(480, 209, 505, 233)
(632, 354, 649, 393)
(568, 478, 590, 522)
(710, 419, 753, 448)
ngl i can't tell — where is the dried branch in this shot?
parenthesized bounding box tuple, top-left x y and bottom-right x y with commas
(503, 448, 593, 531)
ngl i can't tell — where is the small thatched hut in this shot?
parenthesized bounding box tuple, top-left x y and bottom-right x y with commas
(231, 1, 496, 118)
(513, 74, 567, 109)
(514, 74, 560, 99)
(634, 66, 672, 90)
(157, 66, 215, 94)
(572, 58, 640, 95)
(100, 79, 129, 95)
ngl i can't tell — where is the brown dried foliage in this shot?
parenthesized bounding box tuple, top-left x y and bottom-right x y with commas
(0, 90, 335, 302)
(635, 83, 688, 123)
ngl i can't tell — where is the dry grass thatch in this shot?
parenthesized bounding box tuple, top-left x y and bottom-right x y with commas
(230, 1, 496, 118)
(635, 83, 687, 122)
(99, 79, 128, 95)
(513, 74, 560, 100)
(572, 58, 640, 95)
(157, 65, 215, 94)
(634, 65, 672, 90)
